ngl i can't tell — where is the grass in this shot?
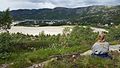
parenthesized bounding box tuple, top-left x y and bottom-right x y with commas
(0, 45, 90, 68)
(0, 25, 120, 68)
(1, 44, 118, 68)
(45, 52, 120, 68)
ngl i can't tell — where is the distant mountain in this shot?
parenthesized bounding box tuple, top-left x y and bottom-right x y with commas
(9, 5, 120, 25)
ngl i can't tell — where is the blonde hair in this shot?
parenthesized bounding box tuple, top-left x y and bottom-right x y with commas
(97, 31, 106, 42)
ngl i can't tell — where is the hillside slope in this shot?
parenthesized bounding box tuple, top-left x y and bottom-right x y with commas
(10, 5, 120, 25)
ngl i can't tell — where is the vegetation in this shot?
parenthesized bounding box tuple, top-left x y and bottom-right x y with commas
(107, 25, 120, 45)
(45, 52, 120, 68)
(0, 8, 12, 31)
(0, 24, 120, 68)
(10, 5, 120, 27)
(0, 7, 120, 68)
(0, 26, 96, 68)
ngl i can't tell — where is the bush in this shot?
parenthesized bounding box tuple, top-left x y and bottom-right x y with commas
(0, 33, 12, 59)
(64, 26, 98, 47)
(107, 25, 120, 44)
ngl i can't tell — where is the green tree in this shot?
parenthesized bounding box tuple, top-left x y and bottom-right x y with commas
(0, 8, 12, 32)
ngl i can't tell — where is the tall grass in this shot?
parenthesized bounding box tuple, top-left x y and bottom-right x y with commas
(45, 54, 120, 68)
(7, 45, 89, 68)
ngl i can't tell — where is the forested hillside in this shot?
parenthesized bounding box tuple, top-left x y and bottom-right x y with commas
(10, 5, 120, 25)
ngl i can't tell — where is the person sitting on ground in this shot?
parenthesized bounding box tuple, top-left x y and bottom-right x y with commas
(91, 31, 112, 59)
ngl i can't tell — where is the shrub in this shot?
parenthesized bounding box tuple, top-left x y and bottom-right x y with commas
(0, 32, 12, 59)
(107, 25, 120, 44)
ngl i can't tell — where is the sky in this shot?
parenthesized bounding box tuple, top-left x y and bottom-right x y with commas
(0, 0, 120, 11)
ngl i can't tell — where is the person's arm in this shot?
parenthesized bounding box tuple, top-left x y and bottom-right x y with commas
(107, 42, 110, 51)
(91, 43, 96, 50)
(92, 43, 101, 54)
(103, 42, 109, 49)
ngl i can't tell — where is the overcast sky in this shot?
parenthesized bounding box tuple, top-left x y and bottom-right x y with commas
(0, 0, 120, 11)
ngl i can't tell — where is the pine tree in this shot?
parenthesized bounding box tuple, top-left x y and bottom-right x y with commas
(0, 8, 12, 32)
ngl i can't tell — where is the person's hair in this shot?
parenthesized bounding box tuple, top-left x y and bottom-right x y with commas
(97, 31, 106, 42)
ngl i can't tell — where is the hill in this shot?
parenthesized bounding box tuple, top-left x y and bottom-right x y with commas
(9, 5, 120, 25)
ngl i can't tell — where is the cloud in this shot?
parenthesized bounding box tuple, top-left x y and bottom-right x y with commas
(0, 0, 120, 11)
(0, 0, 36, 11)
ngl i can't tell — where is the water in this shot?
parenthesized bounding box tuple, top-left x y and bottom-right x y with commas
(8, 26, 73, 35)
(0, 26, 107, 35)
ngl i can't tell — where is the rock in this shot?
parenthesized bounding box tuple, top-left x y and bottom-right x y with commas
(27, 57, 57, 68)
(0, 64, 9, 68)
(109, 45, 120, 53)
(80, 50, 92, 56)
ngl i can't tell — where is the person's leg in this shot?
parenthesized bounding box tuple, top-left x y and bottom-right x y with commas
(106, 53, 113, 59)
(92, 53, 112, 59)
(99, 53, 112, 59)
